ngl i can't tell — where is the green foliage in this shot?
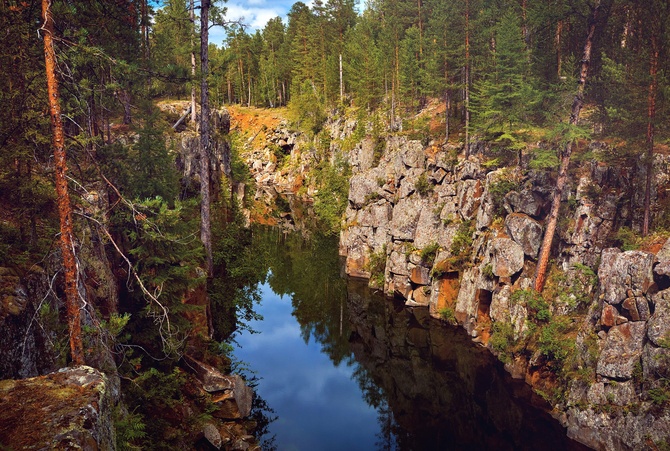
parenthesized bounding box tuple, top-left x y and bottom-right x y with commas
(103, 313, 131, 338)
(490, 322, 515, 362)
(511, 289, 551, 322)
(111, 198, 204, 357)
(313, 158, 351, 235)
(529, 148, 560, 170)
(450, 220, 474, 261)
(439, 307, 457, 325)
(648, 385, 670, 405)
(488, 177, 519, 218)
(482, 263, 494, 279)
(615, 226, 640, 251)
(414, 173, 434, 196)
(113, 406, 146, 451)
(538, 316, 575, 370)
(366, 246, 387, 287)
(289, 80, 327, 135)
(420, 242, 440, 266)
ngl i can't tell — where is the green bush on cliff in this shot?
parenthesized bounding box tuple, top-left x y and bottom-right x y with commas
(314, 158, 351, 235)
(489, 322, 515, 362)
(538, 316, 575, 371)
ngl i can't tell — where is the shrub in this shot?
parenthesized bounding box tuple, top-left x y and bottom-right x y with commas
(490, 322, 515, 362)
(538, 316, 575, 369)
(488, 177, 518, 217)
(439, 307, 457, 325)
(511, 289, 551, 322)
(415, 173, 433, 196)
(420, 242, 440, 266)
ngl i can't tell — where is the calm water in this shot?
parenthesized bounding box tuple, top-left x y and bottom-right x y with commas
(232, 227, 589, 451)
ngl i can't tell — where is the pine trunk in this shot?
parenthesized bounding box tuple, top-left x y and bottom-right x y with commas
(534, 1, 603, 292)
(200, 0, 213, 277)
(42, 0, 85, 365)
(643, 34, 659, 236)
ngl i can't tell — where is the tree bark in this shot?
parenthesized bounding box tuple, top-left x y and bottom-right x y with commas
(42, 0, 85, 365)
(534, 1, 603, 292)
(190, 0, 197, 124)
(200, 0, 213, 277)
(464, 0, 470, 156)
(642, 33, 659, 236)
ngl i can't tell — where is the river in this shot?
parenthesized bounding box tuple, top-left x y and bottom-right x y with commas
(231, 227, 589, 451)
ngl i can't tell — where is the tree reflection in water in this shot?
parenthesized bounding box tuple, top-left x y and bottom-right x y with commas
(237, 226, 588, 451)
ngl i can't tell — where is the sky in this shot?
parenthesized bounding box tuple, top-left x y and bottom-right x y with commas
(210, 0, 314, 46)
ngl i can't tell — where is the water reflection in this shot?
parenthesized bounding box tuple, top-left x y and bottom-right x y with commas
(233, 227, 588, 451)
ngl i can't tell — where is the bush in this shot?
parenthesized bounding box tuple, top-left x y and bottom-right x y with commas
(439, 307, 457, 325)
(313, 158, 351, 235)
(420, 242, 440, 266)
(488, 177, 519, 217)
(415, 173, 433, 196)
(511, 289, 551, 322)
(538, 316, 575, 369)
(490, 322, 515, 362)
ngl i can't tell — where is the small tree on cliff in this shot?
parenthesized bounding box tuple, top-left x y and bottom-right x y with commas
(534, 0, 611, 292)
(41, 0, 84, 365)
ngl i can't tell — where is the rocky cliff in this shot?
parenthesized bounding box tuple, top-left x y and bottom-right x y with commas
(337, 133, 670, 450)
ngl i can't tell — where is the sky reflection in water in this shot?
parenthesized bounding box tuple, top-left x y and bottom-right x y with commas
(234, 282, 379, 451)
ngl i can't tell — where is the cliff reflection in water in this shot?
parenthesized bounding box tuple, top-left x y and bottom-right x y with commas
(346, 280, 588, 450)
(243, 227, 587, 450)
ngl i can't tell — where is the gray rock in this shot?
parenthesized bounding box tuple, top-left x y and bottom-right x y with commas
(599, 249, 655, 305)
(349, 172, 382, 209)
(647, 289, 670, 346)
(455, 158, 482, 180)
(455, 267, 479, 330)
(596, 322, 646, 380)
(490, 238, 525, 277)
(390, 197, 424, 240)
(401, 140, 426, 168)
(457, 179, 483, 220)
(642, 343, 670, 381)
(389, 249, 410, 276)
(211, 374, 253, 420)
(504, 189, 545, 217)
(504, 213, 543, 258)
(203, 423, 222, 449)
(414, 205, 441, 249)
(357, 202, 392, 228)
(656, 237, 670, 262)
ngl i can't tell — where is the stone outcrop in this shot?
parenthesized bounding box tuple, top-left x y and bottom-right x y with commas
(0, 366, 115, 450)
(338, 132, 670, 451)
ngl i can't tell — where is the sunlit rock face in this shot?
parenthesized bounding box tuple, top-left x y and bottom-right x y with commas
(337, 133, 670, 450)
(0, 366, 114, 451)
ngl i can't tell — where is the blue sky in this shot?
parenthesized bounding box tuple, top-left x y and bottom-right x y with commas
(210, 0, 313, 46)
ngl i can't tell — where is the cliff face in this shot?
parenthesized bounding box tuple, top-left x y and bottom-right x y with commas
(339, 135, 670, 450)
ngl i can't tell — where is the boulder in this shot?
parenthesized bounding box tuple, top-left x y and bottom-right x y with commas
(0, 366, 114, 451)
(504, 213, 543, 258)
(490, 238, 525, 277)
(504, 189, 545, 217)
(211, 374, 253, 420)
(400, 139, 426, 169)
(455, 267, 479, 329)
(598, 249, 655, 305)
(457, 179, 483, 220)
(596, 322, 646, 380)
(410, 266, 431, 285)
(414, 205, 441, 249)
(410, 287, 431, 306)
(388, 249, 410, 276)
(349, 172, 382, 209)
(390, 197, 424, 240)
(647, 289, 670, 347)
